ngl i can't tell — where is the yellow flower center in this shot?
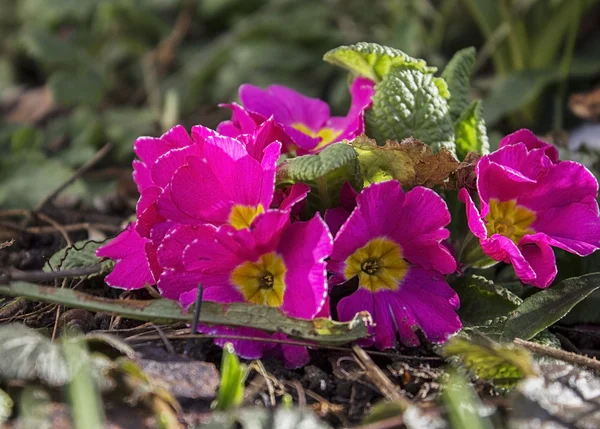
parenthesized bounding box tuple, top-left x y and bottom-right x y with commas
(229, 204, 264, 230)
(231, 252, 286, 307)
(344, 237, 408, 292)
(292, 123, 342, 151)
(485, 199, 536, 244)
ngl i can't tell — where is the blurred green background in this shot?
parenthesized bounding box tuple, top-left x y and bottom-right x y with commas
(1, 0, 600, 209)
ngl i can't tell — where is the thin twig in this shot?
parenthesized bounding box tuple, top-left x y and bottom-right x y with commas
(36, 212, 72, 246)
(184, 283, 203, 355)
(1, 264, 103, 284)
(124, 331, 441, 361)
(35, 143, 113, 213)
(514, 338, 600, 372)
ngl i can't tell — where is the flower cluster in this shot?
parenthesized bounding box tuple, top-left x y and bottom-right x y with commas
(97, 74, 600, 367)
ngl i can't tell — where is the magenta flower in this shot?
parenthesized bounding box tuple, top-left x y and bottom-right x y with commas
(459, 130, 600, 288)
(218, 77, 375, 154)
(157, 210, 332, 368)
(328, 180, 460, 349)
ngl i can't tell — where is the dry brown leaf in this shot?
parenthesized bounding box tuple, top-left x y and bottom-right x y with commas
(3, 86, 57, 125)
(352, 135, 459, 189)
(569, 86, 600, 121)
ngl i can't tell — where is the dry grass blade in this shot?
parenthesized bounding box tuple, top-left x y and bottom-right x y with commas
(351, 345, 410, 408)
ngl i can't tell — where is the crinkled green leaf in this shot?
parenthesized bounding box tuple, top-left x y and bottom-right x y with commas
(500, 273, 600, 342)
(323, 42, 436, 82)
(214, 343, 247, 411)
(454, 100, 489, 160)
(441, 47, 476, 121)
(48, 69, 105, 107)
(44, 240, 113, 277)
(365, 68, 456, 153)
(443, 335, 536, 389)
(452, 275, 521, 328)
(276, 142, 361, 212)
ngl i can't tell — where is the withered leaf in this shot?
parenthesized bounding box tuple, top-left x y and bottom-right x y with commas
(352, 135, 459, 189)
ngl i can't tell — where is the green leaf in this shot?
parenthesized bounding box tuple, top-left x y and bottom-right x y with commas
(276, 142, 362, 212)
(441, 47, 476, 121)
(452, 275, 521, 328)
(443, 335, 536, 388)
(44, 240, 113, 277)
(500, 273, 600, 342)
(0, 282, 371, 346)
(20, 29, 84, 68)
(365, 68, 456, 153)
(0, 156, 87, 209)
(63, 337, 106, 429)
(454, 100, 490, 160)
(442, 369, 494, 429)
(0, 323, 71, 386)
(323, 42, 436, 82)
(48, 69, 105, 107)
(0, 388, 13, 426)
(214, 343, 247, 411)
(202, 406, 332, 429)
(18, 387, 53, 428)
(482, 70, 554, 126)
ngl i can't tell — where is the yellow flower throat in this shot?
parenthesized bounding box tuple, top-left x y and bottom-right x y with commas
(485, 199, 536, 244)
(229, 204, 264, 230)
(292, 123, 342, 151)
(231, 252, 286, 307)
(344, 237, 408, 292)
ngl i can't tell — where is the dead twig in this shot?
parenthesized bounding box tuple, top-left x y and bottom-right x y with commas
(0, 264, 103, 284)
(352, 345, 411, 407)
(514, 338, 600, 372)
(124, 330, 442, 361)
(35, 143, 113, 213)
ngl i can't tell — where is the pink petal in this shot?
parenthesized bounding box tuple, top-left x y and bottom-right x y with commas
(240, 84, 330, 130)
(132, 160, 152, 193)
(277, 183, 310, 212)
(134, 125, 192, 166)
(278, 215, 332, 319)
(499, 129, 559, 164)
(151, 143, 203, 188)
(391, 267, 461, 344)
(458, 188, 488, 240)
(197, 325, 273, 360)
(519, 234, 557, 288)
(96, 224, 154, 290)
(390, 186, 455, 274)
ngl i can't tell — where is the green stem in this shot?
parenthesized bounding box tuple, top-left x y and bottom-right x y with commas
(554, 0, 582, 130)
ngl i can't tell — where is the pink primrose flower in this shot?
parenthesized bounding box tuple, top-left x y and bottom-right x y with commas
(156, 210, 333, 368)
(328, 180, 461, 349)
(218, 77, 375, 154)
(460, 129, 600, 288)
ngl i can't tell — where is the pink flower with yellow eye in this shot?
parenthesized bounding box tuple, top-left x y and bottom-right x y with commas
(156, 210, 332, 368)
(218, 77, 375, 154)
(328, 180, 461, 349)
(460, 129, 600, 288)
